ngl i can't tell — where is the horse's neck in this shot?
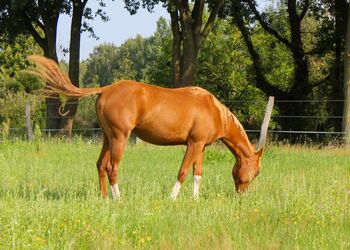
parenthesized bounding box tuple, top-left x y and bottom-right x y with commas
(222, 116, 254, 158)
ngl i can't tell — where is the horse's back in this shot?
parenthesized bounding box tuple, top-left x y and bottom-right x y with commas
(97, 80, 225, 145)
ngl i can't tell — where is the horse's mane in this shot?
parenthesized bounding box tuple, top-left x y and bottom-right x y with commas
(211, 95, 249, 138)
(212, 97, 256, 154)
(189, 87, 246, 137)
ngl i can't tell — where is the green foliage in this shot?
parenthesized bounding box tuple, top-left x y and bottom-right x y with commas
(0, 34, 43, 93)
(197, 20, 268, 129)
(252, 27, 294, 91)
(74, 96, 99, 130)
(82, 17, 172, 87)
(82, 43, 119, 86)
(0, 91, 45, 131)
(143, 17, 173, 86)
(0, 141, 349, 248)
(1, 120, 10, 141)
(82, 39, 147, 87)
(0, 33, 45, 135)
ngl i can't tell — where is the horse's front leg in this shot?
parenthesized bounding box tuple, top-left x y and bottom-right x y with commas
(171, 141, 204, 200)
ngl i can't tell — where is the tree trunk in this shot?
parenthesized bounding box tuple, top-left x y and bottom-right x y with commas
(331, 0, 348, 133)
(168, 0, 224, 87)
(231, 0, 286, 99)
(287, 0, 310, 96)
(180, 31, 199, 86)
(41, 13, 61, 135)
(169, 8, 182, 86)
(59, 0, 87, 137)
(232, 0, 317, 138)
(343, 3, 350, 147)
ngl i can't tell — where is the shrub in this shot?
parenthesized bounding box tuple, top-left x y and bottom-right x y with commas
(0, 91, 45, 134)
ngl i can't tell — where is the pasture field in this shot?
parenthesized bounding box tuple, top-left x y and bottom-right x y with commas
(0, 138, 349, 249)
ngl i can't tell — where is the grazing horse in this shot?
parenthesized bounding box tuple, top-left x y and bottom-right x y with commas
(28, 55, 268, 200)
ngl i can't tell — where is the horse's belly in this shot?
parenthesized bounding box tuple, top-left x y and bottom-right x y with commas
(132, 124, 188, 145)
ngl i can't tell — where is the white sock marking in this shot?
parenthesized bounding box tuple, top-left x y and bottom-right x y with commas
(193, 175, 202, 199)
(111, 184, 121, 199)
(171, 181, 181, 200)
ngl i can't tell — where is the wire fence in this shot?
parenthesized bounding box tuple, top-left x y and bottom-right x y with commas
(1, 98, 349, 144)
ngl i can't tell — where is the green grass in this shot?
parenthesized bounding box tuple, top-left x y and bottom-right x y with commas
(0, 138, 349, 249)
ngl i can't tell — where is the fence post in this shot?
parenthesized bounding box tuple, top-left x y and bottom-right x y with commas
(25, 102, 34, 140)
(257, 96, 274, 149)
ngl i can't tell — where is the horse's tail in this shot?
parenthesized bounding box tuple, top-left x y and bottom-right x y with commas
(27, 55, 104, 99)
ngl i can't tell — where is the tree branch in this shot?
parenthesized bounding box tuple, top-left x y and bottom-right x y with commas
(298, 0, 309, 22)
(172, 0, 186, 15)
(310, 74, 332, 88)
(23, 13, 45, 48)
(200, 0, 224, 46)
(246, 0, 292, 50)
(30, 14, 45, 31)
(192, 0, 204, 33)
(232, 0, 286, 99)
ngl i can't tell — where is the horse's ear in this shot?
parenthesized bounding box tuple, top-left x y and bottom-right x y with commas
(255, 147, 264, 157)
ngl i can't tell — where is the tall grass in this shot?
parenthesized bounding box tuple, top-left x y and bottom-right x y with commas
(0, 139, 349, 249)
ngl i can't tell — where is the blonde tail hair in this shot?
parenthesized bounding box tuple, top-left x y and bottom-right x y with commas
(27, 55, 103, 99)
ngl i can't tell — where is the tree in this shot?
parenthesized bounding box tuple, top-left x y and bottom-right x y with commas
(0, 34, 43, 93)
(124, 0, 225, 86)
(83, 43, 119, 86)
(82, 41, 142, 86)
(59, 0, 89, 136)
(0, 0, 108, 136)
(333, 0, 348, 132)
(343, 2, 350, 146)
(83, 19, 172, 88)
(223, 0, 333, 134)
(143, 17, 173, 86)
(309, 0, 348, 132)
(1, 0, 69, 133)
(0, 34, 45, 131)
(196, 19, 268, 130)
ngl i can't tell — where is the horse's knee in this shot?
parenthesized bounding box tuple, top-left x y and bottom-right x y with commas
(96, 162, 107, 178)
(178, 170, 189, 183)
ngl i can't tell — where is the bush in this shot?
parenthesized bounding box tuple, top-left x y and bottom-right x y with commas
(0, 91, 45, 133)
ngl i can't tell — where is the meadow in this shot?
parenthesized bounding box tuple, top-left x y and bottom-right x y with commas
(0, 138, 349, 249)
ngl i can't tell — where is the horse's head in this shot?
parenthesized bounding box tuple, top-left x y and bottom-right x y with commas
(232, 96, 273, 193)
(232, 147, 263, 193)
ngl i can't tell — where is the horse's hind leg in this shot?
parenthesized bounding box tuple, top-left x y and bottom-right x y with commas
(107, 130, 130, 199)
(193, 150, 205, 199)
(171, 141, 204, 200)
(96, 133, 110, 198)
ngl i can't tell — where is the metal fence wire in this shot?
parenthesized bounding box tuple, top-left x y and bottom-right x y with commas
(1, 98, 349, 143)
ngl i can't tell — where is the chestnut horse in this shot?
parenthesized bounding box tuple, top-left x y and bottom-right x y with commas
(29, 55, 268, 200)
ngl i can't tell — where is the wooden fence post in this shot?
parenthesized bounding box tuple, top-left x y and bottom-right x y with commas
(25, 102, 34, 140)
(257, 96, 274, 149)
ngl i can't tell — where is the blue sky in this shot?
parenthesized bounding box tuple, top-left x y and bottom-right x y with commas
(57, 0, 268, 61)
(57, 0, 168, 61)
